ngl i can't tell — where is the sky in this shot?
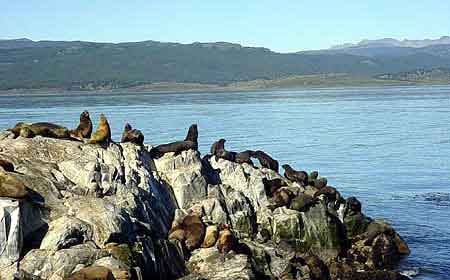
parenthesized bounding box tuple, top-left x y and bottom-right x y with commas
(1, 0, 450, 53)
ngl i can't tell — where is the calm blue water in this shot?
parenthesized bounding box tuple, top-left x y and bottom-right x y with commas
(1, 86, 449, 279)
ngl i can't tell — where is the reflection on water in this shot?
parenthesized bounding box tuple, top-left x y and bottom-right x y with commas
(1, 86, 449, 280)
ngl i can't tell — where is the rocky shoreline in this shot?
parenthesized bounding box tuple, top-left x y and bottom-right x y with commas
(0, 127, 410, 280)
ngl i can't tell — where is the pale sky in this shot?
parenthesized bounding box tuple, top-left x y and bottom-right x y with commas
(1, 0, 450, 52)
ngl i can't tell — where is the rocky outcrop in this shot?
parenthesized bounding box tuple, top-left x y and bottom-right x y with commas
(0, 130, 410, 280)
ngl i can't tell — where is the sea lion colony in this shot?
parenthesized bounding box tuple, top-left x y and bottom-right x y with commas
(3, 111, 358, 260)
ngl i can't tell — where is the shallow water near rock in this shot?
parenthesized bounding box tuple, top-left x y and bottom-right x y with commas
(1, 85, 449, 279)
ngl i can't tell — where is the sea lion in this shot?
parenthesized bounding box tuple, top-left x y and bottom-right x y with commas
(150, 125, 198, 158)
(9, 122, 71, 139)
(217, 150, 237, 162)
(184, 124, 198, 150)
(345, 196, 362, 216)
(308, 170, 319, 185)
(87, 113, 112, 145)
(313, 177, 328, 189)
(0, 158, 14, 172)
(121, 123, 144, 145)
(363, 221, 395, 246)
(313, 186, 340, 201)
(168, 214, 206, 252)
(253, 150, 279, 172)
(201, 225, 219, 248)
(282, 164, 309, 186)
(150, 140, 197, 159)
(262, 177, 286, 196)
(7, 122, 30, 138)
(210, 139, 226, 159)
(303, 255, 331, 280)
(235, 150, 255, 165)
(289, 194, 316, 212)
(70, 111, 93, 140)
(0, 172, 28, 199)
(269, 187, 294, 210)
(217, 224, 237, 258)
(66, 266, 115, 280)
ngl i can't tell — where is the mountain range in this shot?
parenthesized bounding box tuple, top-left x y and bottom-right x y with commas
(0, 37, 449, 90)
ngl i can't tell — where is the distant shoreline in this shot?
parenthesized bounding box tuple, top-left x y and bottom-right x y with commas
(1, 74, 449, 95)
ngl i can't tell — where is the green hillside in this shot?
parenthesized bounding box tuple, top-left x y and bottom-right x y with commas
(1, 39, 450, 90)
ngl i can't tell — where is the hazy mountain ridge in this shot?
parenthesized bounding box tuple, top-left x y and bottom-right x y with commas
(331, 36, 450, 49)
(1, 38, 450, 90)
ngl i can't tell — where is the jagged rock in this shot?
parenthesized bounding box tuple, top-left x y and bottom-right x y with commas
(40, 216, 93, 250)
(184, 247, 255, 280)
(153, 150, 207, 209)
(17, 243, 110, 279)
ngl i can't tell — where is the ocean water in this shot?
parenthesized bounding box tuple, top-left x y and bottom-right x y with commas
(0, 86, 449, 279)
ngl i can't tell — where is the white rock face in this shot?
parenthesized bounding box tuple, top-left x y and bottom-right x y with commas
(0, 199, 22, 266)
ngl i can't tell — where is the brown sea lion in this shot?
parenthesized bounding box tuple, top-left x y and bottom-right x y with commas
(235, 150, 255, 165)
(87, 113, 112, 145)
(289, 194, 317, 212)
(70, 111, 93, 140)
(269, 188, 294, 210)
(282, 164, 309, 186)
(217, 224, 237, 258)
(201, 225, 219, 248)
(0, 158, 14, 172)
(345, 196, 362, 215)
(262, 177, 287, 196)
(313, 186, 340, 201)
(7, 122, 30, 138)
(313, 177, 328, 189)
(184, 124, 198, 149)
(217, 149, 237, 162)
(363, 221, 395, 246)
(168, 214, 206, 252)
(150, 140, 197, 159)
(0, 172, 28, 199)
(66, 266, 115, 280)
(210, 139, 226, 159)
(253, 150, 279, 172)
(121, 123, 144, 145)
(303, 255, 331, 280)
(308, 170, 319, 185)
(9, 122, 70, 139)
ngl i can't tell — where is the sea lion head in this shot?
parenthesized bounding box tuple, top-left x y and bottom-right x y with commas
(81, 110, 90, 120)
(124, 122, 132, 131)
(185, 124, 198, 142)
(281, 164, 291, 170)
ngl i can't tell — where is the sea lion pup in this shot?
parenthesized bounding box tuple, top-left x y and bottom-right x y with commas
(282, 164, 309, 186)
(87, 113, 112, 145)
(70, 110, 93, 140)
(235, 150, 255, 165)
(0, 158, 14, 172)
(217, 224, 237, 260)
(253, 150, 279, 172)
(9, 122, 71, 139)
(308, 170, 319, 185)
(262, 177, 287, 196)
(184, 124, 198, 150)
(120, 123, 144, 145)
